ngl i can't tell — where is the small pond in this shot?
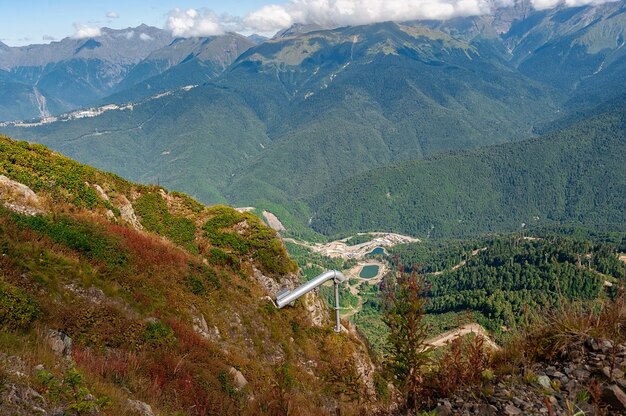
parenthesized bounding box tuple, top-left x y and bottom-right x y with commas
(367, 247, 385, 256)
(359, 265, 380, 279)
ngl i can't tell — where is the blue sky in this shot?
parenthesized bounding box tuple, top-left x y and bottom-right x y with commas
(1, 0, 613, 47)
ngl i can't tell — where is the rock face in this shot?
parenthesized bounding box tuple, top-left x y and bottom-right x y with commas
(0, 174, 44, 216)
(262, 210, 286, 231)
(302, 291, 330, 327)
(253, 267, 330, 328)
(119, 194, 143, 230)
(46, 330, 72, 359)
(0, 383, 47, 416)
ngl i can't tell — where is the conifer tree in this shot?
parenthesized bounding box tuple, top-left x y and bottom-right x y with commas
(382, 267, 431, 411)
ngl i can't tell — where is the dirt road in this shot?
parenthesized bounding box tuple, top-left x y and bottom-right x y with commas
(425, 323, 500, 350)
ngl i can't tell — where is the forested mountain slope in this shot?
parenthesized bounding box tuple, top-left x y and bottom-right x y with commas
(309, 99, 626, 238)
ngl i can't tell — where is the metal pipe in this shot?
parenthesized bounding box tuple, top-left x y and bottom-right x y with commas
(276, 269, 346, 309)
(334, 281, 341, 332)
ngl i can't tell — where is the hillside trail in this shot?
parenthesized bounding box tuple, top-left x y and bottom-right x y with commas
(425, 323, 500, 350)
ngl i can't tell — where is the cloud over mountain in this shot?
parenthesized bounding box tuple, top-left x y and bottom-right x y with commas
(166, 8, 226, 37)
(72, 24, 102, 39)
(164, 0, 620, 37)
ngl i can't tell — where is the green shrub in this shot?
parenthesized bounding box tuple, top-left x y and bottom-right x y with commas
(12, 214, 128, 268)
(37, 367, 109, 414)
(0, 281, 39, 330)
(202, 206, 296, 275)
(134, 193, 197, 252)
(142, 321, 176, 348)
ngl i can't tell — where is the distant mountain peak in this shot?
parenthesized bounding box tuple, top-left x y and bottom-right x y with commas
(275, 23, 329, 38)
(248, 34, 268, 44)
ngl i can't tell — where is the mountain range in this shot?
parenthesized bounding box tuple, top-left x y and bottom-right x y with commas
(1, 1, 625, 239)
(0, 26, 257, 121)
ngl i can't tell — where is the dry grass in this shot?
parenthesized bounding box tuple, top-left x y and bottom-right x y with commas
(521, 293, 626, 362)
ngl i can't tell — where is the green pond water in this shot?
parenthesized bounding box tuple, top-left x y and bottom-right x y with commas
(359, 265, 380, 279)
(368, 247, 385, 256)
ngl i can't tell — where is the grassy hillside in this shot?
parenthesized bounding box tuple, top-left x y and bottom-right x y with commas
(309, 100, 626, 239)
(0, 135, 380, 415)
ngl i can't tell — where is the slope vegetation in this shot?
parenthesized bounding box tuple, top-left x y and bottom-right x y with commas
(0, 136, 379, 415)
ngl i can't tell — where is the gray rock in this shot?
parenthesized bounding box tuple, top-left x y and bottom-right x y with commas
(537, 375, 552, 390)
(503, 404, 523, 415)
(572, 369, 590, 379)
(512, 396, 532, 409)
(229, 367, 248, 390)
(435, 401, 452, 416)
(477, 404, 497, 415)
(604, 366, 625, 380)
(46, 330, 72, 358)
(602, 384, 626, 412)
(128, 399, 154, 416)
(587, 338, 602, 351)
(0, 383, 47, 415)
(601, 339, 615, 354)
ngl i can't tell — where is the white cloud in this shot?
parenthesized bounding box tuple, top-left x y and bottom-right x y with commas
(241, 0, 500, 33)
(72, 24, 102, 39)
(42, 35, 57, 41)
(163, 0, 619, 38)
(140, 33, 154, 41)
(530, 0, 616, 9)
(166, 8, 226, 37)
(106, 11, 120, 19)
(244, 5, 294, 33)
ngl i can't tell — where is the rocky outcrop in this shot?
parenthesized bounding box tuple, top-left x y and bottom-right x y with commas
(0, 383, 47, 415)
(118, 194, 142, 230)
(253, 267, 330, 327)
(435, 337, 626, 415)
(262, 211, 285, 232)
(127, 399, 155, 416)
(252, 267, 298, 296)
(46, 330, 72, 359)
(302, 291, 330, 327)
(0, 174, 44, 216)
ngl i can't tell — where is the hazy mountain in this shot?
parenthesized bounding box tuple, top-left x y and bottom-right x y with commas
(104, 33, 257, 105)
(0, 25, 173, 120)
(506, 1, 626, 110)
(247, 34, 269, 44)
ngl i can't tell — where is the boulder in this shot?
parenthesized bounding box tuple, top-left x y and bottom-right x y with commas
(602, 384, 626, 412)
(127, 399, 154, 416)
(229, 367, 248, 390)
(46, 330, 72, 359)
